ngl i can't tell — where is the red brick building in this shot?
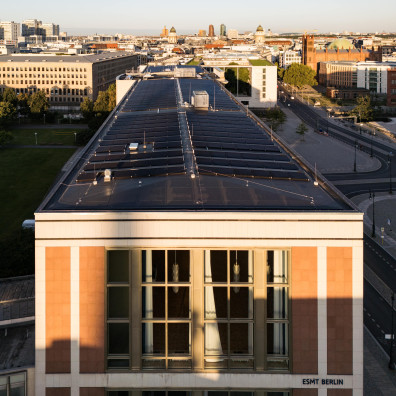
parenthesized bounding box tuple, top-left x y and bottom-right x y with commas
(302, 35, 378, 73)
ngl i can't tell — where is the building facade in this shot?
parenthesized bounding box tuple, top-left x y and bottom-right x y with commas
(387, 68, 396, 106)
(208, 25, 215, 37)
(279, 51, 301, 69)
(0, 53, 141, 110)
(35, 67, 363, 396)
(0, 21, 20, 43)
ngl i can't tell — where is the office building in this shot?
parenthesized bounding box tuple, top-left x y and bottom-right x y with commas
(387, 68, 396, 106)
(227, 29, 239, 40)
(35, 65, 363, 396)
(198, 30, 207, 37)
(0, 53, 142, 110)
(279, 51, 301, 69)
(21, 19, 41, 36)
(208, 25, 215, 37)
(220, 24, 226, 37)
(0, 21, 20, 43)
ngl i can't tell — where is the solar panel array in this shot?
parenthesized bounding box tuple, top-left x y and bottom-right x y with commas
(76, 76, 309, 184)
(76, 112, 185, 182)
(122, 79, 177, 112)
(187, 112, 309, 181)
(180, 79, 240, 111)
(146, 65, 204, 74)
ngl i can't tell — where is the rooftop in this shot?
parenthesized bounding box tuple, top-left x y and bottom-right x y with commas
(38, 68, 354, 213)
(248, 59, 273, 66)
(0, 52, 136, 64)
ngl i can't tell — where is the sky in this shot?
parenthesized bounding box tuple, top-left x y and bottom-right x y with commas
(1, 0, 396, 36)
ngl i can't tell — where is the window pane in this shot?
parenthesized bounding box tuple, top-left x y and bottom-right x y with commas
(142, 323, 165, 354)
(143, 392, 165, 396)
(108, 251, 129, 282)
(205, 250, 227, 282)
(267, 287, 288, 319)
(230, 250, 252, 283)
(142, 250, 165, 282)
(108, 287, 129, 318)
(205, 287, 227, 319)
(168, 323, 190, 354)
(108, 323, 129, 354)
(142, 287, 165, 318)
(205, 322, 227, 355)
(10, 386, 25, 396)
(107, 359, 129, 368)
(267, 323, 289, 355)
(9, 374, 24, 384)
(168, 287, 190, 318)
(230, 287, 253, 318)
(0, 387, 6, 396)
(230, 323, 253, 354)
(167, 250, 190, 282)
(267, 250, 288, 283)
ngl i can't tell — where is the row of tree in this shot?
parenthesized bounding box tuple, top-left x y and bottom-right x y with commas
(0, 88, 49, 126)
(278, 63, 318, 89)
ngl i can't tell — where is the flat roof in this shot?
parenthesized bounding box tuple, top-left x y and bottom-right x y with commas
(38, 71, 354, 213)
(0, 52, 136, 64)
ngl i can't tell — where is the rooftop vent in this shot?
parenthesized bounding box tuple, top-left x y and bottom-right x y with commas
(191, 90, 209, 110)
(104, 169, 112, 182)
(129, 142, 139, 151)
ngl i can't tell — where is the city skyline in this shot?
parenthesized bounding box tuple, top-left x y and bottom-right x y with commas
(1, 0, 396, 36)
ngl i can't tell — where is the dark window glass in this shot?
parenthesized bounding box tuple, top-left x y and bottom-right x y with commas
(168, 323, 190, 354)
(207, 251, 227, 282)
(230, 287, 252, 318)
(108, 323, 129, 354)
(142, 287, 165, 318)
(142, 323, 165, 354)
(108, 287, 129, 318)
(205, 287, 227, 319)
(230, 250, 250, 282)
(108, 251, 129, 282)
(167, 287, 189, 318)
(267, 287, 288, 319)
(267, 323, 288, 355)
(107, 359, 130, 368)
(167, 250, 190, 282)
(142, 250, 165, 282)
(230, 323, 251, 354)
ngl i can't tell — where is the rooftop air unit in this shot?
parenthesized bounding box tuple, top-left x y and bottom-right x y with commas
(191, 90, 209, 110)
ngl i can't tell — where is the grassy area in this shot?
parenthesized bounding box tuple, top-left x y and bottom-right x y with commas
(0, 147, 76, 240)
(187, 58, 201, 65)
(9, 128, 80, 145)
(249, 59, 273, 66)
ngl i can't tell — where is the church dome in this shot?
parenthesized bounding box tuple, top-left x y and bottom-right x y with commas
(327, 38, 355, 50)
(170, 26, 176, 33)
(256, 25, 264, 32)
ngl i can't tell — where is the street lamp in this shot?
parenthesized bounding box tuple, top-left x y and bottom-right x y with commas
(35, 132, 37, 145)
(389, 152, 393, 194)
(354, 140, 357, 172)
(369, 189, 376, 238)
(389, 292, 395, 370)
(370, 132, 373, 158)
(74, 132, 77, 143)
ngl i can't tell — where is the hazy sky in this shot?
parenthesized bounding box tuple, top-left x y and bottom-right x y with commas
(1, 0, 395, 35)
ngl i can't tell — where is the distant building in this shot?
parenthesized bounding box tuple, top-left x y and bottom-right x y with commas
(198, 29, 206, 37)
(161, 26, 169, 38)
(208, 24, 214, 37)
(0, 52, 142, 110)
(302, 34, 374, 73)
(227, 29, 238, 40)
(220, 23, 226, 37)
(21, 19, 41, 36)
(387, 68, 396, 106)
(254, 25, 265, 45)
(280, 50, 301, 68)
(168, 26, 177, 44)
(0, 21, 20, 42)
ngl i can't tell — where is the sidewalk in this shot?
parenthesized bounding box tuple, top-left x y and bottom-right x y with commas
(276, 106, 381, 173)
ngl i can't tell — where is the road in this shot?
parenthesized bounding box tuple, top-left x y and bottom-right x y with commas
(282, 87, 396, 358)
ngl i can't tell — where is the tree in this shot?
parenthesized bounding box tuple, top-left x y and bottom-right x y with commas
(3, 87, 17, 106)
(17, 93, 31, 116)
(93, 84, 117, 114)
(80, 97, 94, 119)
(28, 91, 49, 115)
(264, 108, 287, 131)
(296, 122, 308, 140)
(0, 129, 13, 146)
(0, 101, 16, 125)
(350, 95, 373, 122)
(283, 63, 317, 89)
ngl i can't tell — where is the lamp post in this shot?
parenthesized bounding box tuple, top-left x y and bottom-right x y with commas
(74, 132, 77, 143)
(35, 132, 37, 145)
(389, 152, 393, 194)
(389, 292, 395, 370)
(370, 132, 373, 158)
(354, 140, 357, 172)
(369, 189, 376, 237)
